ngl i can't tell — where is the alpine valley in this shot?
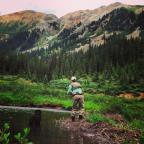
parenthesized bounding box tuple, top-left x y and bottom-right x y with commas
(0, 2, 144, 82)
(0, 3, 144, 143)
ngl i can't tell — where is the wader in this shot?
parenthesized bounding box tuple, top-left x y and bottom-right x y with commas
(71, 94, 84, 120)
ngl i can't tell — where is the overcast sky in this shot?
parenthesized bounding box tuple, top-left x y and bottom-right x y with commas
(0, 0, 144, 17)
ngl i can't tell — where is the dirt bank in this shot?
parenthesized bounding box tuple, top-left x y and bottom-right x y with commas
(60, 118, 141, 144)
(0, 103, 71, 110)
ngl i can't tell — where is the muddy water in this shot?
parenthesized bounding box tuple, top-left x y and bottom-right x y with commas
(0, 107, 91, 144)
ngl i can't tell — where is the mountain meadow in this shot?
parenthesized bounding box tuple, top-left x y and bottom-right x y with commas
(0, 2, 144, 144)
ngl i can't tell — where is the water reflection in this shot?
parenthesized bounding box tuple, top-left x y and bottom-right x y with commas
(29, 110, 41, 128)
(0, 108, 92, 144)
(29, 110, 42, 138)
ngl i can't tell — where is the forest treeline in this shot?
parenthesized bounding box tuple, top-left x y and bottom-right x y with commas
(0, 34, 144, 84)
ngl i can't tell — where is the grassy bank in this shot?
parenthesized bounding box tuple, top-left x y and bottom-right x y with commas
(0, 75, 144, 142)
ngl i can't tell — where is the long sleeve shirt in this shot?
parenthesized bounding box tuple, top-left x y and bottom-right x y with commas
(67, 82, 82, 95)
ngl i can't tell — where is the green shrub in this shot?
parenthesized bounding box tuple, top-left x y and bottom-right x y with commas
(0, 123, 32, 144)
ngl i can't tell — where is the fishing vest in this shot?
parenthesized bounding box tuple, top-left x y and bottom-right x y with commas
(71, 82, 82, 95)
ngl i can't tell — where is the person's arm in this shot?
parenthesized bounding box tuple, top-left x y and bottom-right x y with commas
(67, 84, 72, 94)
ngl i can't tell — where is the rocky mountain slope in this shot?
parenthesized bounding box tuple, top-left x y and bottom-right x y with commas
(0, 10, 60, 52)
(58, 2, 144, 52)
(0, 2, 144, 53)
(61, 2, 126, 28)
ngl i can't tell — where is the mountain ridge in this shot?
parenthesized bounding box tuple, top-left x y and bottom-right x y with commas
(0, 2, 144, 53)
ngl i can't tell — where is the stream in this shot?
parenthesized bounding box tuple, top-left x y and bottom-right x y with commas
(0, 106, 92, 144)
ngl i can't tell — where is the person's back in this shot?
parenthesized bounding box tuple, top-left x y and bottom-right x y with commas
(70, 81, 82, 96)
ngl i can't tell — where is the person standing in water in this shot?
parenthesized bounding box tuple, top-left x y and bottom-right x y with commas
(67, 76, 84, 122)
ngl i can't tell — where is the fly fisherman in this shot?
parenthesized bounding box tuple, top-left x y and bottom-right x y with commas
(67, 76, 84, 122)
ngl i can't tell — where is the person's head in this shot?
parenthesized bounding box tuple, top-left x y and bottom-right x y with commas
(71, 76, 76, 82)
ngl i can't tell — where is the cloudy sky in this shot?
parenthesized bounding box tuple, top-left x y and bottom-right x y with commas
(0, 0, 144, 17)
